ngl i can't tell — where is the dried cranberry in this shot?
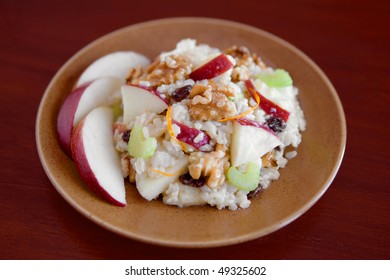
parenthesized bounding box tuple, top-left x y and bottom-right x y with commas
(122, 130, 131, 142)
(265, 116, 286, 133)
(172, 85, 192, 102)
(247, 184, 263, 199)
(179, 173, 205, 188)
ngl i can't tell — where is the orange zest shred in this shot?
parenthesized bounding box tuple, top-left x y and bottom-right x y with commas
(218, 106, 257, 122)
(150, 168, 182, 177)
(166, 106, 188, 153)
(218, 90, 260, 122)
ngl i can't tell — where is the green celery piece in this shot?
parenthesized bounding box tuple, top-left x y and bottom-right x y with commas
(257, 69, 293, 88)
(128, 125, 157, 159)
(227, 162, 261, 191)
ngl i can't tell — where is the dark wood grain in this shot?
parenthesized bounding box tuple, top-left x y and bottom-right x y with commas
(0, 0, 389, 259)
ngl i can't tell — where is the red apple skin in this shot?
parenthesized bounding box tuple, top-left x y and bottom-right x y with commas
(57, 82, 92, 158)
(129, 84, 169, 106)
(71, 118, 126, 207)
(189, 53, 234, 81)
(172, 120, 211, 149)
(236, 118, 277, 136)
(245, 79, 290, 122)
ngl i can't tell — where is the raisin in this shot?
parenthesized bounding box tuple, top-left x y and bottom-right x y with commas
(172, 85, 192, 102)
(122, 130, 131, 142)
(247, 184, 263, 199)
(179, 173, 205, 188)
(265, 116, 286, 133)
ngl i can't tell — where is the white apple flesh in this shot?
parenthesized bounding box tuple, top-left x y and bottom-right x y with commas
(57, 77, 122, 158)
(121, 85, 169, 124)
(136, 157, 189, 201)
(189, 53, 234, 81)
(76, 51, 150, 87)
(71, 106, 126, 207)
(230, 118, 282, 167)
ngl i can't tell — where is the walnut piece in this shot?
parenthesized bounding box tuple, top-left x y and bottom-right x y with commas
(231, 66, 250, 82)
(188, 144, 230, 188)
(126, 65, 144, 84)
(127, 55, 192, 87)
(189, 83, 236, 121)
(224, 45, 266, 69)
(261, 150, 277, 168)
(121, 154, 136, 183)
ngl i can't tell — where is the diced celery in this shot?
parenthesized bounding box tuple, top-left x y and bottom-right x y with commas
(128, 125, 157, 159)
(226, 162, 260, 191)
(257, 69, 293, 88)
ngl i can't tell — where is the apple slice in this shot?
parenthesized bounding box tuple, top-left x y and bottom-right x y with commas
(230, 118, 282, 167)
(136, 157, 189, 201)
(76, 51, 150, 87)
(189, 53, 234, 81)
(57, 77, 122, 158)
(121, 85, 169, 123)
(71, 107, 126, 207)
(245, 79, 290, 122)
(172, 120, 211, 150)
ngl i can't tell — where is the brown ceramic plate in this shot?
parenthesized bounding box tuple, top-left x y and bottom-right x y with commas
(36, 17, 346, 247)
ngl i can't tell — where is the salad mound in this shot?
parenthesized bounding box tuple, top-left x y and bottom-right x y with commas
(57, 39, 306, 210)
(114, 39, 306, 210)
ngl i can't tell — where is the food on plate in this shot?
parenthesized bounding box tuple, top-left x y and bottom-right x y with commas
(71, 106, 126, 206)
(75, 51, 150, 87)
(57, 77, 122, 158)
(57, 39, 306, 210)
(121, 84, 169, 124)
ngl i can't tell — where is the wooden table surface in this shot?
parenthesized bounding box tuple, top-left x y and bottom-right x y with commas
(1, 0, 389, 260)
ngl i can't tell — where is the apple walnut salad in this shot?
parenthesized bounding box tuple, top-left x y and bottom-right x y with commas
(57, 39, 305, 210)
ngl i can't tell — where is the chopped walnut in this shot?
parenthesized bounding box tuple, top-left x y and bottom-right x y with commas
(188, 144, 230, 189)
(224, 45, 266, 69)
(213, 83, 236, 98)
(231, 66, 250, 82)
(261, 150, 277, 168)
(128, 55, 192, 87)
(189, 83, 209, 98)
(121, 154, 136, 183)
(126, 65, 144, 84)
(188, 83, 236, 121)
